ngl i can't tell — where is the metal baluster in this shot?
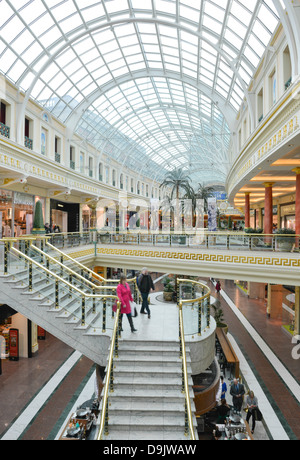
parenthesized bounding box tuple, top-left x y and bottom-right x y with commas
(104, 397, 109, 436)
(184, 399, 189, 437)
(198, 300, 202, 336)
(207, 296, 211, 328)
(55, 280, 59, 309)
(93, 288, 96, 313)
(102, 298, 107, 333)
(69, 274, 72, 298)
(4, 241, 9, 275)
(82, 297, 86, 326)
(28, 261, 33, 292)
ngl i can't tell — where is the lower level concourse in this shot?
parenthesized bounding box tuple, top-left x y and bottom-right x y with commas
(0, 274, 299, 441)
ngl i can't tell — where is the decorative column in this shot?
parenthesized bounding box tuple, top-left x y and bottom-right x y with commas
(295, 287, 300, 338)
(264, 183, 274, 235)
(292, 168, 300, 236)
(244, 193, 250, 229)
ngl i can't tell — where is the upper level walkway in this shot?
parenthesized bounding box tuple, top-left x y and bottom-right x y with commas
(43, 231, 300, 286)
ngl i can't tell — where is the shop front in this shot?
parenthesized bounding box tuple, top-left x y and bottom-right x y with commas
(280, 203, 296, 230)
(0, 190, 46, 238)
(50, 199, 80, 233)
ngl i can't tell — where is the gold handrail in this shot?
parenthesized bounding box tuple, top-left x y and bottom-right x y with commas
(9, 245, 118, 301)
(177, 278, 211, 305)
(178, 302, 196, 440)
(45, 241, 139, 285)
(97, 302, 121, 440)
(31, 244, 116, 292)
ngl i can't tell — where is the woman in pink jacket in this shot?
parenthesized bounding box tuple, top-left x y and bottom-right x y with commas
(116, 274, 137, 333)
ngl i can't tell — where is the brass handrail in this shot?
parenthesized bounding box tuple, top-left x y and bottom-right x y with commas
(177, 278, 211, 305)
(178, 302, 196, 440)
(9, 245, 118, 301)
(45, 241, 143, 304)
(45, 241, 139, 285)
(97, 302, 121, 440)
(31, 244, 116, 292)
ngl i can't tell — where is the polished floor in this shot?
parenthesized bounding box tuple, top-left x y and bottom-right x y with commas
(0, 276, 299, 440)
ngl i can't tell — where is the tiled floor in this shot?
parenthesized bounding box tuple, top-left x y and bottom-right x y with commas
(0, 275, 299, 440)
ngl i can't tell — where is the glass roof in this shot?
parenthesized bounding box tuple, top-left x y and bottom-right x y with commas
(0, 0, 280, 185)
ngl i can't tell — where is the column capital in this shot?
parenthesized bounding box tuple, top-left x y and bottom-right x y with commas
(292, 168, 300, 175)
(263, 182, 275, 188)
(244, 192, 250, 196)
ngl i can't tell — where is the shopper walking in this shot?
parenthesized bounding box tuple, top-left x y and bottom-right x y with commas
(138, 268, 154, 318)
(216, 280, 221, 294)
(117, 274, 137, 333)
(246, 391, 259, 434)
(220, 375, 227, 401)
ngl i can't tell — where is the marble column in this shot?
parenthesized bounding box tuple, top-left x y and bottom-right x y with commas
(295, 287, 300, 337)
(264, 183, 274, 235)
(244, 193, 250, 229)
(292, 168, 300, 236)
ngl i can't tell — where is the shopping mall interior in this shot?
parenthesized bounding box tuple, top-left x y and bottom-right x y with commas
(0, 0, 300, 442)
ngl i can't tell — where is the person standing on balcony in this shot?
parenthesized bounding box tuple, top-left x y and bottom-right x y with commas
(117, 274, 137, 333)
(138, 268, 155, 318)
(216, 280, 221, 294)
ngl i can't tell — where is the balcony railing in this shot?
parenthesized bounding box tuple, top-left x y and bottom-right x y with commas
(25, 136, 33, 150)
(70, 160, 75, 170)
(55, 152, 61, 163)
(0, 122, 10, 138)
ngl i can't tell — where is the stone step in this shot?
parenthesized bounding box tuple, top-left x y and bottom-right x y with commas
(107, 387, 194, 402)
(114, 367, 182, 379)
(112, 375, 193, 391)
(100, 428, 190, 441)
(115, 355, 189, 367)
(102, 414, 187, 432)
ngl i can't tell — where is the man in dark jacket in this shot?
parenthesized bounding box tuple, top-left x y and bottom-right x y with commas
(230, 379, 245, 413)
(138, 268, 154, 318)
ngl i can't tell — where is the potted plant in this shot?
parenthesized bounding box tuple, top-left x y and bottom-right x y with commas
(163, 277, 175, 301)
(212, 300, 228, 334)
(275, 228, 296, 252)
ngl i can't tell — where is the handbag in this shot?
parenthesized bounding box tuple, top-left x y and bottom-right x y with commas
(254, 408, 263, 422)
(130, 301, 138, 318)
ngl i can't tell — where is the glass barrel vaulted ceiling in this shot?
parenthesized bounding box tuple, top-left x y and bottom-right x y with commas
(0, 0, 281, 185)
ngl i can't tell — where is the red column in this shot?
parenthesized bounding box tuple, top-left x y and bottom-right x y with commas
(245, 193, 250, 229)
(264, 183, 274, 235)
(293, 169, 300, 236)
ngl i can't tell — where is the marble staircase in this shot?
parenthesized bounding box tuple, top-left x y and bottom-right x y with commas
(100, 339, 198, 441)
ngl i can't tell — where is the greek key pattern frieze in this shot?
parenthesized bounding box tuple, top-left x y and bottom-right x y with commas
(96, 247, 300, 268)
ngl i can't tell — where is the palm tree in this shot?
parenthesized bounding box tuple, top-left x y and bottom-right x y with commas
(160, 168, 192, 200)
(196, 183, 216, 212)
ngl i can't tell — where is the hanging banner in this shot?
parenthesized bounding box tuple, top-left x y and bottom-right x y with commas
(207, 197, 217, 232)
